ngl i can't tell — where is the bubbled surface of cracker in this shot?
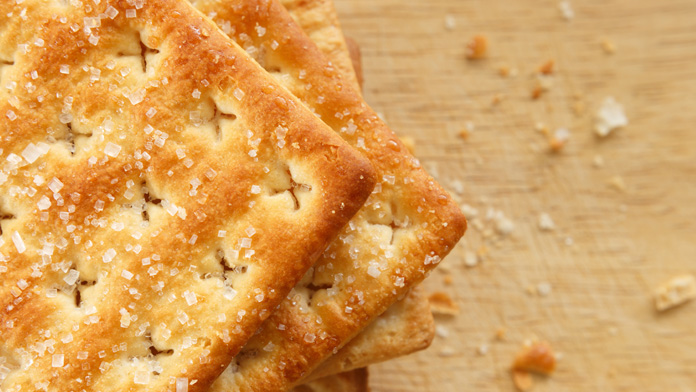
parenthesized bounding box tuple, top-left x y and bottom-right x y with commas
(190, 1, 467, 390)
(0, 1, 375, 391)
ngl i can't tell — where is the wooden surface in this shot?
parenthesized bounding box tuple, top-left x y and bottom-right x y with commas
(333, 0, 696, 391)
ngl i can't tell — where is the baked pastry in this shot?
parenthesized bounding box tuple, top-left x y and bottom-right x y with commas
(0, 1, 374, 391)
(189, 1, 467, 390)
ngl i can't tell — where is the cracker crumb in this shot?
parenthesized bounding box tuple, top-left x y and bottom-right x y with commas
(654, 274, 696, 311)
(512, 340, 557, 375)
(608, 176, 626, 192)
(495, 327, 507, 341)
(428, 292, 459, 316)
(465, 35, 488, 60)
(595, 97, 627, 137)
(549, 128, 570, 152)
(601, 39, 616, 54)
(537, 60, 555, 75)
(593, 155, 605, 168)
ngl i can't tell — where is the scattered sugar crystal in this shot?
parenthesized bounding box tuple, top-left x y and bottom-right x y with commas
(189, 234, 198, 244)
(64, 269, 80, 285)
(121, 270, 134, 280)
(192, 89, 201, 99)
(105, 5, 119, 19)
(84, 17, 100, 28)
(233, 88, 245, 101)
(104, 142, 121, 157)
(559, 1, 574, 20)
(538, 213, 556, 231)
(183, 291, 197, 306)
(21, 143, 41, 163)
(88, 35, 99, 46)
(245, 226, 256, 237)
(537, 282, 553, 296)
(250, 185, 261, 194)
(6, 110, 17, 121)
(218, 230, 227, 238)
(12, 231, 25, 254)
(223, 287, 237, 300)
(128, 88, 146, 105)
(367, 265, 381, 278)
(177, 311, 189, 325)
(595, 97, 628, 137)
(255, 25, 266, 37)
(126, 9, 136, 18)
(103, 248, 116, 263)
(435, 325, 450, 338)
(240, 238, 252, 248)
(111, 222, 125, 231)
(304, 333, 316, 343)
(270, 40, 279, 50)
(444, 14, 456, 30)
(205, 168, 217, 179)
(77, 351, 88, 360)
(52, 354, 64, 368)
(134, 371, 150, 385)
(263, 342, 275, 352)
(176, 378, 188, 392)
(464, 251, 478, 267)
(146, 108, 157, 118)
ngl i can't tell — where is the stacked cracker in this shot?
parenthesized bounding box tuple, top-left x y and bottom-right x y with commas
(0, 1, 464, 392)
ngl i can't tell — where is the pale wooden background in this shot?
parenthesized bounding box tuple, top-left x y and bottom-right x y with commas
(333, 0, 696, 391)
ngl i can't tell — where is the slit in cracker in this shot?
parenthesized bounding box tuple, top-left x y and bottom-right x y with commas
(138, 32, 160, 74)
(269, 166, 312, 211)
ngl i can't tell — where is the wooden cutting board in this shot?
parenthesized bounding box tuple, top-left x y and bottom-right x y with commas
(334, 0, 696, 390)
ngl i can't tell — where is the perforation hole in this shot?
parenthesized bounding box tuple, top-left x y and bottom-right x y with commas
(269, 166, 312, 211)
(189, 98, 237, 142)
(139, 38, 159, 74)
(0, 206, 15, 237)
(140, 181, 164, 223)
(73, 278, 97, 308)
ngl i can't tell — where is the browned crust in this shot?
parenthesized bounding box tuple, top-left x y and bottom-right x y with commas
(306, 287, 435, 380)
(0, 1, 374, 391)
(279, 0, 361, 92)
(193, 1, 466, 391)
(293, 368, 369, 392)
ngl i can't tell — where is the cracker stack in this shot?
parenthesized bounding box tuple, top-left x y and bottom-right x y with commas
(0, 1, 465, 392)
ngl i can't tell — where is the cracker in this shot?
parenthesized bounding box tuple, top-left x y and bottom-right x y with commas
(283, 5, 434, 378)
(0, 1, 375, 391)
(306, 287, 434, 380)
(293, 368, 368, 392)
(191, 1, 467, 390)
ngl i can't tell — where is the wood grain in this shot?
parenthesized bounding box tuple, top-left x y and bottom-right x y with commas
(333, 0, 696, 390)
